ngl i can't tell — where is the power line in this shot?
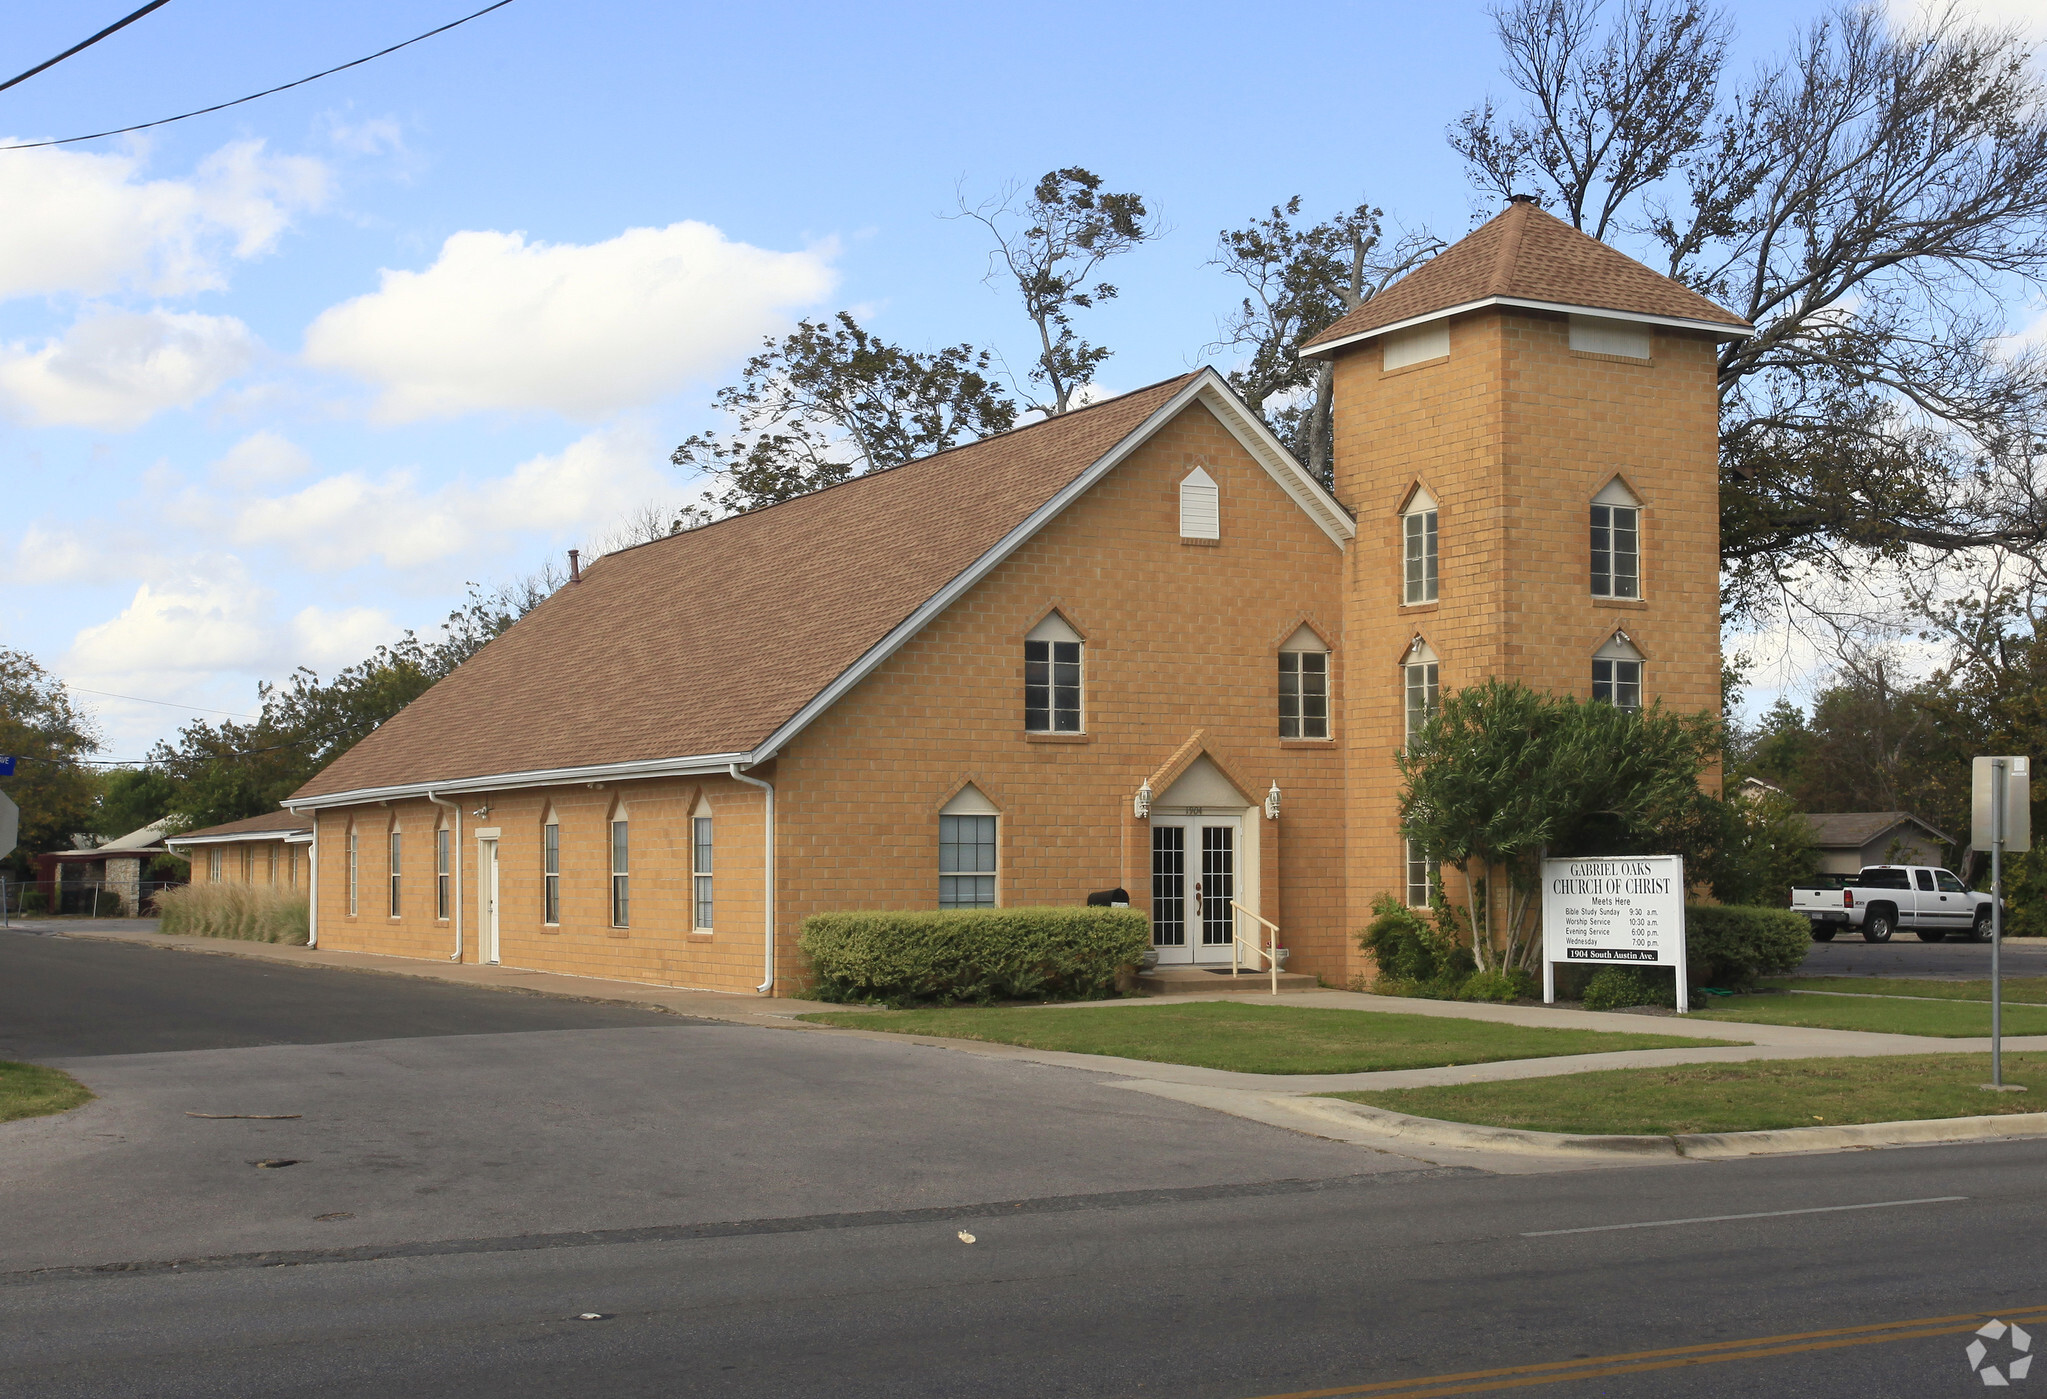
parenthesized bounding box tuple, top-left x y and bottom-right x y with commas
(0, 1, 174, 97)
(62, 685, 261, 720)
(0, 0, 518, 152)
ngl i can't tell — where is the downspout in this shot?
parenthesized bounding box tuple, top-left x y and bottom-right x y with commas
(728, 763, 776, 995)
(426, 791, 463, 962)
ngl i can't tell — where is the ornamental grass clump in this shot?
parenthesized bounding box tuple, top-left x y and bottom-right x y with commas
(153, 883, 310, 945)
(799, 906, 1151, 1006)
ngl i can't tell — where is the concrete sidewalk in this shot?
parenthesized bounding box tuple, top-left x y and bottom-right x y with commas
(23, 918, 2047, 1097)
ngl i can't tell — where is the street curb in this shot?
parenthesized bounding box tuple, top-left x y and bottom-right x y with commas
(1283, 1096, 2047, 1159)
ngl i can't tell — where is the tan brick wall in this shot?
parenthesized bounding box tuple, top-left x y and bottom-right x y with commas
(196, 839, 302, 890)
(1329, 308, 1723, 946)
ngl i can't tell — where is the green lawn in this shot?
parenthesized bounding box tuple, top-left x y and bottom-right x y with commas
(796, 1001, 1731, 1075)
(1331, 1054, 2047, 1136)
(0, 1061, 92, 1124)
(1695, 993, 2047, 1037)
(1763, 976, 2047, 1005)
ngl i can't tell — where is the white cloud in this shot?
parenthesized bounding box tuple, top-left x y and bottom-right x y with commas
(226, 423, 670, 571)
(0, 139, 329, 301)
(209, 431, 312, 487)
(302, 222, 837, 421)
(1887, 0, 2047, 36)
(0, 310, 258, 429)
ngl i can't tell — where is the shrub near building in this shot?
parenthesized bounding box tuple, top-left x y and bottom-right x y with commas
(800, 907, 1151, 1006)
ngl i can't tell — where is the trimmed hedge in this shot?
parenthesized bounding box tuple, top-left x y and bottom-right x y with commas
(799, 906, 1152, 1006)
(1685, 904, 1810, 986)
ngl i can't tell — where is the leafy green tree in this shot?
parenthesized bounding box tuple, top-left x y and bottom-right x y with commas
(1399, 678, 1721, 970)
(0, 649, 102, 867)
(1208, 199, 1438, 485)
(91, 767, 181, 840)
(957, 168, 1159, 416)
(670, 311, 1015, 522)
(1703, 785, 1819, 907)
(1454, 0, 2047, 619)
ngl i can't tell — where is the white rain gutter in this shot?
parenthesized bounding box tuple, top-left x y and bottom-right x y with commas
(425, 791, 463, 962)
(727, 764, 776, 995)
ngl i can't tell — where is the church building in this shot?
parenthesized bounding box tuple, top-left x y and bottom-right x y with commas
(284, 201, 1750, 994)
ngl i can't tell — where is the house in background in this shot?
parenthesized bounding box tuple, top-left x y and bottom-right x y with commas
(31, 819, 177, 915)
(1803, 812, 1952, 875)
(280, 200, 1748, 994)
(165, 811, 314, 891)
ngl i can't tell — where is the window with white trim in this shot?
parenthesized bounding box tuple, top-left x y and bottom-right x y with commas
(266, 845, 277, 885)
(1403, 486, 1438, 604)
(542, 816, 560, 925)
(388, 827, 402, 918)
(1590, 477, 1641, 599)
(1024, 611, 1083, 734)
(208, 847, 221, 883)
(1405, 839, 1434, 909)
(435, 826, 450, 921)
(241, 846, 253, 882)
(692, 802, 714, 931)
(346, 827, 357, 915)
(1278, 625, 1329, 740)
(610, 817, 629, 928)
(1403, 639, 1440, 743)
(1593, 632, 1644, 710)
(939, 784, 999, 908)
(1179, 466, 1220, 540)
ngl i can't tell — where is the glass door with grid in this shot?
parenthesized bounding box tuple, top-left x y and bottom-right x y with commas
(1149, 817, 1240, 964)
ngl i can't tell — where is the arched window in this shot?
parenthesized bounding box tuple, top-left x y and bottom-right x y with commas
(691, 795, 714, 932)
(609, 807, 630, 929)
(435, 817, 451, 921)
(1278, 625, 1330, 740)
(345, 824, 358, 916)
(1179, 466, 1219, 540)
(1591, 477, 1642, 599)
(1402, 486, 1438, 604)
(387, 820, 403, 918)
(939, 784, 999, 908)
(541, 808, 560, 925)
(1593, 632, 1644, 710)
(1024, 611, 1084, 734)
(1403, 638, 1440, 742)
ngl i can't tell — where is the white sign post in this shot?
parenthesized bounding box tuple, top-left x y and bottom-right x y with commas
(1973, 756, 2032, 1090)
(0, 791, 16, 930)
(1542, 856, 1688, 1013)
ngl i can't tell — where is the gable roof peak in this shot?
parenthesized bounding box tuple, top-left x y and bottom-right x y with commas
(1301, 198, 1750, 356)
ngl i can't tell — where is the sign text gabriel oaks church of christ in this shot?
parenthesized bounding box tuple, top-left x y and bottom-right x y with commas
(1540, 856, 1688, 1012)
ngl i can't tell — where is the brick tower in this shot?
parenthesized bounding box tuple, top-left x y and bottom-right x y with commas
(1297, 198, 1752, 958)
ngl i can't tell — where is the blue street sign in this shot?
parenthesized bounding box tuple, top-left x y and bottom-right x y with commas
(0, 756, 14, 777)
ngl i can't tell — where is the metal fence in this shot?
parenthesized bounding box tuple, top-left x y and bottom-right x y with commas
(1, 879, 186, 919)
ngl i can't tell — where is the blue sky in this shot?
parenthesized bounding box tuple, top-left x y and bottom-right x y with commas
(1, 0, 2037, 759)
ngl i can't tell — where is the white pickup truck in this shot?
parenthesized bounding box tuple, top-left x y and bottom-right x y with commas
(1792, 865, 1997, 944)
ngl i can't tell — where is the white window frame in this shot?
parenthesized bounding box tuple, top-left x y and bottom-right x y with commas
(542, 817, 560, 925)
(208, 847, 221, 883)
(1402, 487, 1438, 605)
(1404, 640, 1440, 743)
(388, 827, 402, 919)
(938, 785, 1000, 909)
(1591, 478, 1642, 600)
(435, 826, 450, 922)
(1024, 612, 1084, 734)
(346, 827, 357, 916)
(1179, 466, 1220, 540)
(1405, 838, 1434, 909)
(609, 818, 629, 928)
(1593, 632, 1645, 710)
(692, 812, 714, 932)
(1278, 625, 1330, 740)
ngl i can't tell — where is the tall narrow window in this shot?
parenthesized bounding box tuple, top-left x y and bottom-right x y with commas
(388, 829, 402, 918)
(1179, 466, 1220, 540)
(209, 848, 221, 883)
(266, 846, 277, 886)
(241, 847, 253, 882)
(938, 784, 1000, 908)
(1024, 611, 1083, 734)
(288, 846, 299, 889)
(346, 828, 358, 915)
(1403, 639, 1440, 743)
(1593, 632, 1645, 710)
(542, 818, 560, 925)
(1277, 625, 1329, 739)
(435, 827, 450, 921)
(1151, 826, 1185, 947)
(1590, 479, 1641, 598)
(1405, 839, 1433, 909)
(610, 818, 629, 928)
(1402, 487, 1438, 604)
(692, 812, 714, 931)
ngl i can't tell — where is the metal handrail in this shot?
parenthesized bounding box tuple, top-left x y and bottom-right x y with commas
(1229, 900, 1282, 995)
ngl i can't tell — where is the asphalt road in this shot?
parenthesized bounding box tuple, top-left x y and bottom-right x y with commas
(1796, 935, 2047, 979)
(7, 932, 2047, 1398)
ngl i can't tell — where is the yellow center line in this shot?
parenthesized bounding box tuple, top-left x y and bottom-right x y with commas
(1240, 1304, 2047, 1399)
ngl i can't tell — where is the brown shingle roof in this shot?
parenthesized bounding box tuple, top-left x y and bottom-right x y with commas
(292, 374, 1202, 801)
(169, 809, 313, 841)
(1802, 811, 1954, 850)
(1300, 201, 1749, 352)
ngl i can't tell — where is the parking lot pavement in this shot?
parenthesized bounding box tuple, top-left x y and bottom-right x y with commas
(1794, 935, 2047, 979)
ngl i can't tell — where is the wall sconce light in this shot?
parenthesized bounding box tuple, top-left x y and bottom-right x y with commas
(470, 804, 491, 819)
(1265, 782, 1282, 820)
(1133, 781, 1152, 819)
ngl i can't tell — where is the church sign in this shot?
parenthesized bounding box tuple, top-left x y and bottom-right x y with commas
(1540, 856, 1688, 1012)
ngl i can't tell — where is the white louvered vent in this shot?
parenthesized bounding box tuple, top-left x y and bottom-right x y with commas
(1180, 467, 1220, 540)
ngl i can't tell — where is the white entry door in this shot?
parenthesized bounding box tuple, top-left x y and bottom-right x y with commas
(1150, 817, 1241, 964)
(478, 838, 500, 964)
